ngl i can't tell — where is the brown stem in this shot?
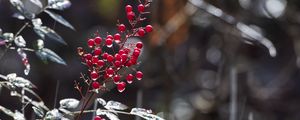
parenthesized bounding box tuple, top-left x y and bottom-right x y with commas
(76, 92, 95, 120)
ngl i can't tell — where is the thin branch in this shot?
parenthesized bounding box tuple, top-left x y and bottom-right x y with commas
(15, 22, 29, 37)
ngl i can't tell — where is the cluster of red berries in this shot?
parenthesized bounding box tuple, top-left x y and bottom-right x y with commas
(77, 1, 152, 93)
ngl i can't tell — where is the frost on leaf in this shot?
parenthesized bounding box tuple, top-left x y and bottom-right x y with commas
(13, 110, 25, 120)
(12, 13, 25, 20)
(96, 109, 120, 120)
(104, 101, 128, 110)
(14, 36, 26, 47)
(0, 106, 25, 120)
(45, 109, 63, 120)
(48, 0, 71, 10)
(36, 48, 66, 65)
(32, 106, 44, 118)
(130, 108, 165, 120)
(6, 73, 34, 88)
(44, 10, 75, 30)
(97, 98, 107, 106)
(59, 98, 79, 109)
(9, 0, 35, 19)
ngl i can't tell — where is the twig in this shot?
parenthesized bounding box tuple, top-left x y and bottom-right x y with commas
(15, 22, 29, 37)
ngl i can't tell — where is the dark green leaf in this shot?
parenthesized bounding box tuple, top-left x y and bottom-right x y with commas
(33, 26, 67, 45)
(44, 10, 75, 30)
(36, 48, 66, 65)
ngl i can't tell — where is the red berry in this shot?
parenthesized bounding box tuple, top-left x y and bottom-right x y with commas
(94, 48, 102, 56)
(125, 5, 133, 12)
(113, 74, 121, 83)
(92, 56, 98, 64)
(138, 4, 145, 13)
(121, 54, 128, 62)
(118, 24, 126, 32)
(127, 11, 135, 21)
(114, 54, 122, 61)
(84, 53, 92, 60)
(114, 60, 121, 67)
(88, 39, 95, 48)
(107, 35, 113, 39)
(130, 58, 137, 65)
(119, 49, 125, 55)
(125, 60, 132, 67)
(107, 54, 114, 62)
(138, 29, 145, 37)
(106, 68, 114, 76)
(114, 33, 121, 43)
(145, 25, 153, 33)
(123, 48, 130, 54)
(117, 82, 126, 92)
(136, 71, 143, 80)
(94, 116, 102, 120)
(97, 60, 105, 67)
(102, 53, 108, 59)
(92, 81, 100, 89)
(126, 74, 134, 84)
(104, 73, 109, 79)
(133, 49, 140, 57)
(86, 60, 93, 67)
(90, 71, 99, 81)
(106, 38, 113, 47)
(22, 58, 29, 65)
(94, 37, 102, 45)
(136, 42, 143, 49)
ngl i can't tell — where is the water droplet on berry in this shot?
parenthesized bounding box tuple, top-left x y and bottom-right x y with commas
(145, 25, 153, 33)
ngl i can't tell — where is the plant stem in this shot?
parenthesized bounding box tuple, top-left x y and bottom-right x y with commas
(71, 109, 133, 116)
(76, 92, 95, 120)
(15, 22, 29, 37)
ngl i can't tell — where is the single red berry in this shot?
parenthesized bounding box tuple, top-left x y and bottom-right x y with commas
(97, 60, 105, 67)
(107, 35, 113, 39)
(136, 42, 143, 49)
(86, 60, 93, 67)
(118, 24, 126, 32)
(136, 71, 143, 80)
(77, 47, 84, 56)
(125, 5, 133, 12)
(121, 54, 128, 62)
(94, 37, 102, 45)
(88, 39, 95, 48)
(114, 60, 121, 67)
(123, 48, 130, 54)
(127, 11, 135, 21)
(119, 49, 125, 55)
(90, 71, 99, 81)
(106, 68, 114, 76)
(114, 53, 122, 61)
(107, 54, 114, 62)
(126, 74, 134, 84)
(125, 60, 132, 67)
(145, 25, 153, 33)
(92, 56, 98, 64)
(94, 116, 102, 120)
(106, 38, 113, 47)
(113, 74, 121, 83)
(133, 49, 141, 57)
(117, 82, 126, 92)
(92, 81, 100, 89)
(138, 29, 145, 37)
(138, 4, 145, 13)
(104, 73, 109, 79)
(84, 53, 93, 60)
(114, 33, 121, 40)
(130, 58, 137, 65)
(94, 48, 102, 56)
(102, 53, 108, 59)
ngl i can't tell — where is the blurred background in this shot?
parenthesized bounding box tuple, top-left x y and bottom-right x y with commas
(1, 0, 300, 119)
